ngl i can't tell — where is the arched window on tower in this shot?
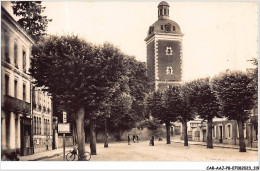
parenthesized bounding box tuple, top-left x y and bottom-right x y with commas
(173, 26, 176, 31)
(166, 47, 173, 55)
(161, 25, 164, 30)
(166, 67, 173, 75)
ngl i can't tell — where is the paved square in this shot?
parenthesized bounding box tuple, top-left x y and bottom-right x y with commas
(42, 140, 258, 161)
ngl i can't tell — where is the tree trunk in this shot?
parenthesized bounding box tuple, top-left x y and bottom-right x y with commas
(166, 121, 171, 144)
(117, 129, 121, 141)
(237, 120, 246, 152)
(182, 120, 188, 146)
(90, 118, 97, 155)
(75, 107, 85, 160)
(104, 119, 108, 148)
(207, 118, 213, 149)
(72, 123, 77, 146)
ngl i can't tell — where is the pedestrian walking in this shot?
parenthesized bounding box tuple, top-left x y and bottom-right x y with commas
(136, 134, 139, 143)
(149, 136, 154, 146)
(128, 134, 131, 145)
(133, 134, 136, 143)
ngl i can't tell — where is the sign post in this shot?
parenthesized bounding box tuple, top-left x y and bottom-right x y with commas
(58, 112, 70, 161)
(63, 133, 65, 160)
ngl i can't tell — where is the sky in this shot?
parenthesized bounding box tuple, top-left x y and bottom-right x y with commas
(2, 1, 258, 81)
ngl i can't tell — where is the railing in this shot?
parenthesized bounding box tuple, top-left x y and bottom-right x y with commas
(3, 95, 31, 115)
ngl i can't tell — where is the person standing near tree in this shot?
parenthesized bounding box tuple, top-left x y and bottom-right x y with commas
(136, 134, 139, 143)
(128, 134, 131, 145)
(133, 134, 136, 143)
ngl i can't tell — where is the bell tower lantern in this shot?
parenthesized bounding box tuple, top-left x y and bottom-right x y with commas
(158, 1, 170, 19)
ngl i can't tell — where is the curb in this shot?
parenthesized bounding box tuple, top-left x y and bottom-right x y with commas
(20, 150, 71, 161)
(172, 141, 258, 151)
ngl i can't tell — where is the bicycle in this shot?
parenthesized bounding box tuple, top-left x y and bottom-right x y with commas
(66, 147, 91, 161)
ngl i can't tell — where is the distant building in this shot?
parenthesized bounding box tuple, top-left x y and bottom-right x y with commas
(185, 107, 258, 148)
(1, 6, 34, 156)
(32, 86, 53, 153)
(145, 1, 183, 91)
(212, 107, 258, 148)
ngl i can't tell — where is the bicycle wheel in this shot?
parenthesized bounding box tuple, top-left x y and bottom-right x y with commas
(83, 152, 91, 161)
(66, 152, 75, 161)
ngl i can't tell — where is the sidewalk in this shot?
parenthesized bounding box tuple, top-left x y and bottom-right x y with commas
(172, 139, 258, 151)
(19, 146, 73, 161)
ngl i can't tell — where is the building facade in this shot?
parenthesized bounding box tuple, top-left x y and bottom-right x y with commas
(32, 87, 53, 153)
(145, 1, 183, 91)
(1, 7, 34, 156)
(185, 107, 258, 148)
(1, 6, 54, 156)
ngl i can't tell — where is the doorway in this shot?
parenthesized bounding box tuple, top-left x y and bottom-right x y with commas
(219, 125, 223, 143)
(202, 130, 206, 142)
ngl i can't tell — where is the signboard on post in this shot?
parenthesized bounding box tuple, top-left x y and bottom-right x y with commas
(58, 123, 70, 134)
(58, 122, 70, 161)
(60, 111, 69, 160)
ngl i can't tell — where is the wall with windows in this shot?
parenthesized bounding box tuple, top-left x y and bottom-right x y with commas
(1, 23, 32, 104)
(1, 7, 34, 155)
(212, 119, 257, 148)
(157, 40, 182, 81)
(32, 88, 53, 153)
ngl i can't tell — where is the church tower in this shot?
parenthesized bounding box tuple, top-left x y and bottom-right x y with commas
(145, 1, 183, 90)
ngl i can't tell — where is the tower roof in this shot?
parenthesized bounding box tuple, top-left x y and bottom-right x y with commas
(151, 19, 182, 34)
(158, 1, 169, 7)
(145, 1, 183, 41)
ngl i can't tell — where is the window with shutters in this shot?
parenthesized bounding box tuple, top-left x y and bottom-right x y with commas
(14, 42, 18, 67)
(23, 50, 26, 72)
(4, 30, 10, 63)
(5, 75, 9, 95)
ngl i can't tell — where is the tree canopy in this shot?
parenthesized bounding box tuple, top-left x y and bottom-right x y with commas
(31, 35, 126, 117)
(212, 71, 256, 122)
(185, 78, 220, 120)
(12, 1, 52, 42)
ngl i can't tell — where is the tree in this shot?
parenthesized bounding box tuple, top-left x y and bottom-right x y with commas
(212, 71, 256, 152)
(12, 1, 52, 42)
(101, 56, 151, 142)
(185, 78, 220, 148)
(85, 42, 127, 155)
(147, 90, 175, 144)
(30, 35, 126, 159)
(164, 86, 183, 144)
(249, 58, 258, 105)
(109, 92, 133, 141)
(125, 56, 152, 121)
(164, 85, 194, 146)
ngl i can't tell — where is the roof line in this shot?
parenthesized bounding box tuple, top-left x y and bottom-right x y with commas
(1, 6, 35, 44)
